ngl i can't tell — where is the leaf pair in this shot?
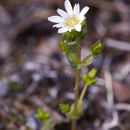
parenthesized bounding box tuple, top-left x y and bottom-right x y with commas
(35, 108, 51, 122)
(59, 100, 84, 120)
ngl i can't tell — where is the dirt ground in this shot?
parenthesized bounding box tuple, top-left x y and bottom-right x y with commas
(0, 0, 130, 130)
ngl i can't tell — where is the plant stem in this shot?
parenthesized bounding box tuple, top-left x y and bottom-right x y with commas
(81, 53, 93, 63)
(71, 44, 81, 130)
(71, 120, 76, 130)
(79, 84, 88, 102)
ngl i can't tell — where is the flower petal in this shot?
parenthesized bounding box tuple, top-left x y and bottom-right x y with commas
(73, 4, 80, 16)
(75, 24, 82, 32)
(64, 0, 73, 15)
(57, 8, 68, 18)
(53, 23, 65, 28)
(48, 16, 64, 23)
(79, 16, 85, 24)
(78, 6, 89, 19)
(58, 27, 68, 33)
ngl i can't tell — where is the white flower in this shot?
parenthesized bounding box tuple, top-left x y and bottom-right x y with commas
(48, 0, 89, 33)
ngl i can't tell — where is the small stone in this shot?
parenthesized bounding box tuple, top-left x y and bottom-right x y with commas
(0, 78, 8, 97)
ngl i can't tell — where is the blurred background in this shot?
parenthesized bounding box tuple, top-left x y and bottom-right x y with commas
(0, 0, 130, 130)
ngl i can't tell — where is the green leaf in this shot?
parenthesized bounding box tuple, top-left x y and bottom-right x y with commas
(59, 104, 70, 114)
(35, 108, 50, 122)
(82, 75, 88, 84)
(8, 107, 25, 125)
(9, 82, 22, 91)
(82, 74, 96, 85)
(77, 100, 84, 117)
(67, 100, 84, 119)
(77, 59, 92, 69)
(88, 68, 97, 79)
(65, 53, 77, 68)
(44, 118, 53, 128)
(91, 40, 104, 58)
(82, 69, 97, 85)
(36, 108, 54, 130)
(59, 40, 71, 54)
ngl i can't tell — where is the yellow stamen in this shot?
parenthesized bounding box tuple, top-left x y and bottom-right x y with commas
(65, 16, 79, 28)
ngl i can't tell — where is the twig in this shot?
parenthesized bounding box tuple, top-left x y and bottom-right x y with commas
(86, 0, 130, 13)
(0, 109, 22, 126)
(102, 110, 119, 130)
(104, 38, 130, 52)
(104, 69, 114, 104)
(115, 103, 130, 112)
(10, 8, 54, 37)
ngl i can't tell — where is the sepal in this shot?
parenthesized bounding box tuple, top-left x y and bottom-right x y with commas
(61, 20, 87, 45)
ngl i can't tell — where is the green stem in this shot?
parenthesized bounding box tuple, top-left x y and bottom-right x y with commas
(71, 44, 81, 130)
(71, 120, 76, 130)
(81, 53, 93, 63)
(79, 84, 88, 102)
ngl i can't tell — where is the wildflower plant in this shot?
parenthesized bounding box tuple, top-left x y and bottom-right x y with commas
(35, 108, 54, 130)
(48, 0, 104, 130)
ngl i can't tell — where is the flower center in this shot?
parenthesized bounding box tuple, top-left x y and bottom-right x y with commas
(65, 16, 79, 28)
